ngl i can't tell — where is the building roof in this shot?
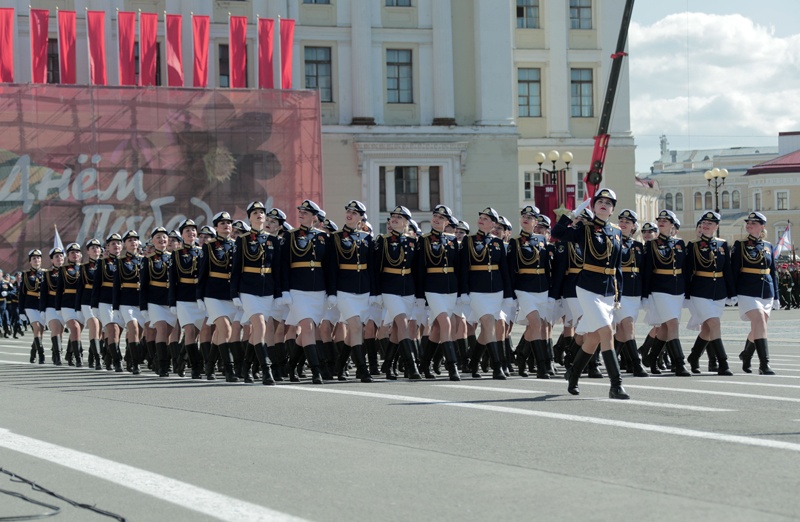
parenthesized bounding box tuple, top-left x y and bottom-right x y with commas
(746, 150, 800, 175)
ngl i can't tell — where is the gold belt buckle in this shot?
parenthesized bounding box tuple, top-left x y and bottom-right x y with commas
(357, 264, 362, 272)
(309, 260, 316, 270)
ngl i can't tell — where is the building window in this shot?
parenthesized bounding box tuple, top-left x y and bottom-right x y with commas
(754, 192, 761, 211)
(777, 191, 789, 210)
(704, 191, 712, 210)
(721, 191, 730, 210)
(516, 0, 540, 29)
(46, 39, 59, 84)
(304, 47, 332, 102)
(518, 68, 542, 117)
(570, 0, 592, 29)
(429, 167, 441, 208)
(694, 191, 702, 210)
(218, 44, 248, 88)
(570, 68, 593, 117)
(386, 0, 412, 6)
(386, 49, 413, 104)
(303, 0, 331, 4)
(675, 192, 684, 211)
(524, 172, 533, 200)
(394, 166, 418, 209)
(577, 175, 585, 200)
(134, 42, 162, 86)
(665, 193, 673, 211)
(732, 190, 741, 209)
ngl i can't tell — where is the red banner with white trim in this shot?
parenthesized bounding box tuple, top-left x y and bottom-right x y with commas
(118, 12, 135, 86)
(87, 11, 107, 85)
(29, 9, 49, 84)
(58, 10, 77, 84)
(280, 19, 295, 89)
(139, 12, 158, 86)
(229, 16, 247, 88)
(258, 18, 274, 89)
(192, 15, 209, 88)
(166, 14, 183, 87)
(0, 8, 13, 83)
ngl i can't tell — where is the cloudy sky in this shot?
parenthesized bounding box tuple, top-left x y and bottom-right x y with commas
(628, 0, 800, 172)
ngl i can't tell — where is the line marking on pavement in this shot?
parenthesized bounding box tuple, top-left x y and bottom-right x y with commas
(698, 380, 800, 390)
(767, 362, 800, 367)
(0, 428, 309, 522)
(278, 387, 800, 453)
(435, 384, 734, 412)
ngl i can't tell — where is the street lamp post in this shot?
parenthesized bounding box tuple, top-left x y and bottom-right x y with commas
(535, 150, 573, 216)
(704, 167, 728, 214)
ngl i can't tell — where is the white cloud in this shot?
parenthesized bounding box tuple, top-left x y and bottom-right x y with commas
(630, 12, 800, 171)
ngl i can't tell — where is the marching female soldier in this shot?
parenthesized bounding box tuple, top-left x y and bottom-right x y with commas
(458, 207, 513, 380)
(170, 219, 205, 379)
(281, 200, 328, 384)
(613, 210, 648, 377)
(507, 205, 551, 379)
(92, 234, 124, 371)
(21, 249, 45, 364)
(114, 231, 145, 374)
(641, 210, 692, 377)
(414, 204, 461, 381)
(374, 206, 421, 380)
(40, 247, 65, 365)
(325, 200, 375, 383)
(231, 201, 282, 385)
(552, 189, 629, 399)
(684, 211, 735, 375)
(140, 227, 178, 377)
(77, 239, 103, 370)
(59, 243, 85, 367)
(732, 212, 779, 375)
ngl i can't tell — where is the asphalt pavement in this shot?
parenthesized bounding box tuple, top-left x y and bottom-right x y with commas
(1, 307, 800, 522)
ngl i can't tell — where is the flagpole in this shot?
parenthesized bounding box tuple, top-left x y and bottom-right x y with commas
(56, 7, 61, 82)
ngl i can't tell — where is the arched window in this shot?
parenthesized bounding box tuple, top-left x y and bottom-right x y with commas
(665, 193, 673, 210)
(695, 191, 703, 210)
(732, 190, 741, 209)
(705, 191, 713, 209)
(675, 192, 684, 211)
(721, 191, 730, 209)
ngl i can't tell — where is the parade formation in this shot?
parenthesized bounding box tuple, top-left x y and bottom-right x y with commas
(6, 191, 788, 400)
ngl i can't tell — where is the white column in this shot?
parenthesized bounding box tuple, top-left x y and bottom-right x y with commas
(351, 0, 375, 125)
(473, 0, 514, 126)
(547, 1, 570, 137)
(385, 165, 396, 210)
(419, 166, 431, 211)
(431, 0, 455, 125)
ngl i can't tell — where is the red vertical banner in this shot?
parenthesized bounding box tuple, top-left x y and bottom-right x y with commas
(258, 18, 274, 89)
(139, 12, 158, 86)
(166, 14, 183, 87)
(280, 19, 294, 89)
(229, 16, 247, 88)
(87, 11, 107, 85)
(118, 12, 136, 86)
(192, 15, 209, 87)
(30, 9, 49, 84)
(57, 10, 77, 84)
(0, 8, 13, 82)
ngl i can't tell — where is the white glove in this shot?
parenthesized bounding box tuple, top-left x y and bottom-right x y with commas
(282, 292, 292, 306)
(327, 295, 338, 309)
(369, 295, 382, 306)
(169, 306, 177, 315)
(460, 294, 471, 306)
(233, 297, 242, 308)
(726, 296, 738, 307)
(415, 298, 426, 310)
(196, 299, 206, 312)
(573, 198, 591, 217)
(773, 299, 781, 310)
(141, 310, 150, 323)
(1, 291, 6, 297)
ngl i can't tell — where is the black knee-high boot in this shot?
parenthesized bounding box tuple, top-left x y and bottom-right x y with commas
(687, 335, 707, 374)
(65, 340, 74, 366)
(74, 340, 83, 367)
(533, 339, 551, 380)
(254, 343, 275, 385)
(335, 342, 351, 381)
(130, 341, 141, 375)
(186, 343, 202, 379)
(739, 339, 756, 373)
(709, 338, 732, 375)
(640, 334, 657, 366)
(442, 341, 461, 381)
(303, 344, 324, 384)
(419, 338, 438, 379)
(602, 349, 630, 400)
(110, 342, 123, 372)
(487, 341, 506, 380)
(217, 343, 239, 382)
(51, 336, 62, 365)
(665, 339, 691, 376)
(382, 341, 399, 380)
(286, 339, 303, 382)
(200, 342, 216, 380)
(565, 348, 592, 395)
(351, 344, 373, 383)
(516, 339, 532, 377)
(469, 342, 486, 378)
(586, 346, 603, 378)
(365, 338, 380, 376)
(455, 337, 469, 373)
(754, 338, 775, 375)
(36, 337, 45, 364)
(624, 340, 649, 377)
(156, 342, 171, 377)
(401, 339, 422, 380)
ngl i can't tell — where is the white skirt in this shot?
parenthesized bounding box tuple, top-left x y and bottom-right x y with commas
(382, 294, 415, 326)
(688, 297, 724, 330)
(205, 297, 237, 323)
(469, 291, 504, 322)
(61, 307, 85, 325)
(411, 299, 428, 324)
(119, 305, 145, 327)
(647, 292, 684, 325)
(98, 303, 122, 326)
(81, 305, 98, 321)
(515, 290, 548, 326)
(286, 290, 325, 326)
(738, 296, 773, 320)
(322, 302, 340, 323)
(550, 299, 565, 325)
(337, 292, 369, 323)
(365, 302, 382, 325)
(149, 303, 178, 327)
(24, 308, 44, 325)
(613, 295, 641, 325)
(240, 293, 273, 323)
(426, 292, 457, 322)
(45, 307, 63, 326)
(564, 297, 582, 329)
(177, 301, 206, 329)
(576, 287, 615, 333)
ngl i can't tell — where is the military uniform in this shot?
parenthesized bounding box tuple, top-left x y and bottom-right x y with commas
(39, 248, 65, 365)
(170, 220, 205, 379)
(613, 209, 648, 377)
(77, 241, 102, 370)
(141, 227, 177, 376)
(58, 244, 85, 367)
(92, 234, 124, 371)
(20, 251, 45, 364)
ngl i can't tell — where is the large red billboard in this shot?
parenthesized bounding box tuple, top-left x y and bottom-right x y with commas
(0, 85, 322, 270)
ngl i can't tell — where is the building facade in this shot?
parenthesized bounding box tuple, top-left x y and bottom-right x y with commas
(7, 0, 635, 231)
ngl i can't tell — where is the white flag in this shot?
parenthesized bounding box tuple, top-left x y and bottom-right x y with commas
(775, 224, 792, 257)
(53, 224, 64, 252)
